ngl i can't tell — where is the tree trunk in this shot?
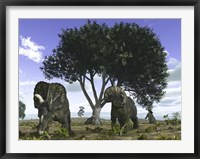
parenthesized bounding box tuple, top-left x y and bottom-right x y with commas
(84, 105, 102, 125)
(79, 74, 109, 125)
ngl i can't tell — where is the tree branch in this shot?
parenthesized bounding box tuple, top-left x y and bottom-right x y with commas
(110, 78, 115, 86)
(99, 76, 110, 101)
(77, 76, 81, 82)
(79, 76, 95, 109)
(100, 100, 107, 108)
(84, 75, 91, 82)
(90, 72, 98, 102)
(117, 77, 124, 86)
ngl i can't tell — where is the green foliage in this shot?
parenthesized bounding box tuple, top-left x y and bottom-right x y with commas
(111, 125, 121, 134)
(155, 122, 161, 127)
(19, 118, 181, 140)
(75, 135, 87, 140)
(163, 114, 170, 125)
(96, 134, 111, 140)
(145, 126, 154, 133)
(157, 135, 167, 140)
(172, 112, 181, 125)
(96, 125, 128, 139)
(108, 22, 169, 108)
(163, 112, 181, 125)
(19, 100, 26, 120)
(137, 134, 148, 140)
(21, 129, 69, 140)
(41, 20, 109, 82)
(41, 20, 169, 110)
(157, 134, 181, 140)
(109, 124, 121, 135)
(110, 124, 129, 136)
(39, 131, 51, 140)
(136, 129, 141, 133)
(173, 134, 181, 140)
(52, 128, 69, 139)
(20, 131, 50, 140)
(85, 126, 103, 133)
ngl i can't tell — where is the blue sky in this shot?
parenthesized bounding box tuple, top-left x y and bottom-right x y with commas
(19, 19, 181, 120)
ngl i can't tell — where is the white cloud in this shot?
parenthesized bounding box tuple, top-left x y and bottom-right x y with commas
(66, 82, 92, 92)
(167, 58, 181, 82)
(94, 74, 102, 80)
(168, 81, 181, 87)
(158, 97, 181, 107)
(154, 56, 181, 112)
(168, 63, 181, 82)
(164, 86, 181, 97)
(19, 36, 45, 63)
(19, 68, 25, 78)
(153, 106, 181, 120)
(167, 57, 179, 67)
(20, 81, 37, 86)
(66, 82, 81, 92)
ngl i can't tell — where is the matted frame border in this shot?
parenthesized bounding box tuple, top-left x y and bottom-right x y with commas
(0, 0, 200, 159)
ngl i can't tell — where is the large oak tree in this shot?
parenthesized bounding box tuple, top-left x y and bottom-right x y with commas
(41, 20, 168, 125)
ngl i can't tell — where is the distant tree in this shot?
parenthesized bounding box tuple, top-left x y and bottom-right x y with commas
(78, 106, 85, 117)
(19, 100, 26, 120)
(41, 20, 168, 125)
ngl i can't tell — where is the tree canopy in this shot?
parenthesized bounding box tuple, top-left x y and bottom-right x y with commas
(41, 20, 168, 111)
(107, 22, 168, 108)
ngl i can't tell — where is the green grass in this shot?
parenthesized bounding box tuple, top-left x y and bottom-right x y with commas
(19, 118, 181, 140)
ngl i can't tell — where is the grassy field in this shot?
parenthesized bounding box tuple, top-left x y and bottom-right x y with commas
(19, 117, 181, 140)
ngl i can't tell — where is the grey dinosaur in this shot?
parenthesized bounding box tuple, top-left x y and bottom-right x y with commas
(33, 81, 71, 135)
(103, 86, 139, 129)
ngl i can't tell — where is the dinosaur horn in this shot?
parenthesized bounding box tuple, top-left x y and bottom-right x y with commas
(40, 115, 44, 123)
(34, 94, 45, 103)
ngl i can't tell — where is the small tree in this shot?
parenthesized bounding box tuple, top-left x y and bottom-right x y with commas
(163, 112, 181, 125)
(78, 106, 85, 117)
(19, 100, 26, 120)
(172, 112, 181, 125)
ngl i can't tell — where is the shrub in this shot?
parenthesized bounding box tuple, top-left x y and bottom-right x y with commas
(157, 135, 167, 140)
(155, 122, 161, 127)
(111, 124, 129, 136)
(157, 134, 181, 140)
(136, 129, 141, 133)
(39, 131, 51, 140)
(52, 128, 69, 140)
(171, 112, 181, 125)
(112, 125, 121, 135)
(163, 112, 181, 125)
(145, 126, 154, 133)
(137, 134, 147, 140)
